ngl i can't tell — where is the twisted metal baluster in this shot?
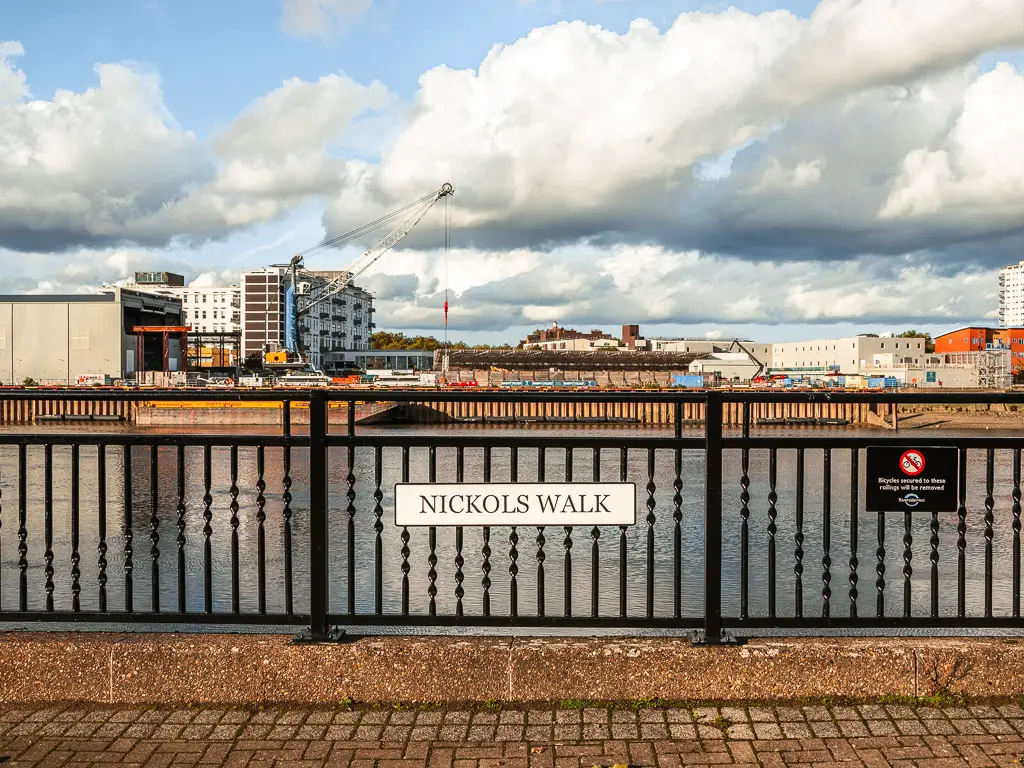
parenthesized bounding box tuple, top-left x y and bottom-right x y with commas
(509, 446, 519, 617)
(592, 446, 601, 618)
(43, 444, 54, 612)
(282, 436, 294, 615)
(229, 445, 240, 614)
(794, 449, 805, 618)
(767, 448, 778, 619)
(481, 445, 492, 617)
(17, 445, 26, 612)
(123, 445, 134, 613)
(400, 446, 411, 616)
(619, 446, 628, 617)
(427, 446, 438, 616)
(822, 447, 832, 618)
(149, 445, 160, 613)
(202, 445, 213, 614)
(985, 447, 995, 618)
(454, 447, 465, 617)
(97, 445, 108, 612)
(0, 448, 3, 609)
(848, 448, 859, 618)
(176, 445, 187, 613)
(1014, 448, 1022, 619)
(903, 508, 913, 618)
(374, 445, 385, 615)
(672, 435, 683, 619)
(256, 445, 267, 615)
(536, 446, 546, 617)
(646, 447, 656, 618)
(956, 448, 967, 618)
(930, 506, 940, 619)
(739, 440, 751, 620)
(70, 445, 81, 612)
(563, 447, 573, 617)
(876, 507, 886, 618)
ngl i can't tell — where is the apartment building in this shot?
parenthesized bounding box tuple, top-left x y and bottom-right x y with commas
(934, 326, 1024, 373)
(241, 267, 374, 372)
(1000, 260, 1024, 326)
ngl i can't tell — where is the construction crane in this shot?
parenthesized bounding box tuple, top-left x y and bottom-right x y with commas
(264, 183, 454, 369)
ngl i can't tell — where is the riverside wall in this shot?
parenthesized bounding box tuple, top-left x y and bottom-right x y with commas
(0, 395, 894, 427)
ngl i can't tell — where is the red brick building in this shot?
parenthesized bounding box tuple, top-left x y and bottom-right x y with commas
(934, 326, 1024, 372)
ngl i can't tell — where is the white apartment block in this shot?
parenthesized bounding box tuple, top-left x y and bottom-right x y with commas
(769, 334, 926, 374)
(241, 267, 374, 372)
(999, 260, 1024, 326)
(524, 338, 618, 351)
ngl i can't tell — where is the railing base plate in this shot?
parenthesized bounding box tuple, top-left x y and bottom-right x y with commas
(292, 626, 356, 644)
(689, 629, 747, 646)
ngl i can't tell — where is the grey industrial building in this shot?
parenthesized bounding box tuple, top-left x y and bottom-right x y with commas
(0, 288, 184, 385)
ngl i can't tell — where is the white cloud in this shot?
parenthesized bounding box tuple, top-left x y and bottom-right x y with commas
(881, 63, 1024, 223)
(281, 0, 372, 38)
(0, 41, 27, 104)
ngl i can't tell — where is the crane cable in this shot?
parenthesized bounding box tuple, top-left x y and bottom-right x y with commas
(443, 191, 450, 357)
(296, 190, 439, 259)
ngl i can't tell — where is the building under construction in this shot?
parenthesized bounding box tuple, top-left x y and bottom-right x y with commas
(436, 349, 709, 386)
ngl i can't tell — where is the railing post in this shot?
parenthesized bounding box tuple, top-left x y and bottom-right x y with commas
(297, 390, 337, 642)
(696, 392, 741, 645)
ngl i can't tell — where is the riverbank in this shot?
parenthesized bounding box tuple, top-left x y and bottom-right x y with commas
(1, 633, 1022, 705)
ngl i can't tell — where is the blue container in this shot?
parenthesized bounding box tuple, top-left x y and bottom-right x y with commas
(868, 377, 885, 388)
(884, 377, 898, 388)
(671, 375, 704, 388)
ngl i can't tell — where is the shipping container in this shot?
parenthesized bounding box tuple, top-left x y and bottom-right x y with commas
(671, 375, 705, 388)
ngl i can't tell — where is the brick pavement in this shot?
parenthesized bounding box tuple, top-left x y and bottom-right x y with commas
(2, 701, 1024, 767)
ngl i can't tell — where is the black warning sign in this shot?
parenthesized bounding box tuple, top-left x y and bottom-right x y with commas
(865, 446, 959, 513)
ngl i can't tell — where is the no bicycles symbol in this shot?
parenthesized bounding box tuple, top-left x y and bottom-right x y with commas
(900, 450, 926, 476)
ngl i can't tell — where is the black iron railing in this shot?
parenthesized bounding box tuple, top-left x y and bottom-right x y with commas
(0, 389, 1023, 641)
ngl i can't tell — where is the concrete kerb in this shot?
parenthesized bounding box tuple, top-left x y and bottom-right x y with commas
(0, 633, 1020, 706)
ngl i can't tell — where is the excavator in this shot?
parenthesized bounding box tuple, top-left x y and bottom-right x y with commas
(263, 183, 454, 371)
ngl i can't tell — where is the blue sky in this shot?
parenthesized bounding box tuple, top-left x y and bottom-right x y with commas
(2, 0, 1024, 345)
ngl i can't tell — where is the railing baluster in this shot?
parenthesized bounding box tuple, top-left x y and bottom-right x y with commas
(646, 447, 656, 618)
(592, 446, 600, 618)
(930, 506, 940, 619)
(985, 447, 995, 618)
(401, 446, 411, 616)
(43, 444, 54, 612)
(0, 447, 3, 610)
(876, 504, 886, 618)
(229, 445, 239, 614)
(794, 448, 805, 619)
(1014, 448, 1022, 619)
(256, 445, 267, 615)
(427, 445, 438, 616)
(619, 446, 628, 618)
(97, 445, 107, 613)
(822, 447, 831, 619)
(957, 448, 967, 618)
(346, 401, 357, 616)
(482, 445, 492, 617)
(374, 446, 385, 615)
(124, 445, 134, 613)
(739, 402, 751, 620)
(849, 448, 859, 618)
(282, 405, 294, 615)
(673, 403, 683, 619)
(903, 507, 912, 618)
(767, 447, 778, 620)
(454, 446, 465, 617)
(176, 445, 187, 613)
(509, 446, 519, 618)
(150, 446, 160, 613)
(202, 445, 213, 614)
(17, 444, 26, 612)
(308, 391, 330, 639)
(536, 446, 546, 617)
(70, 444, 81, 613)
(564, 447, 573, 617)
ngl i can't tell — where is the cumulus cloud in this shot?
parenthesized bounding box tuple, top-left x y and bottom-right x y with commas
(0, 41, 27, 103)
(281, 0, 372, 38)
(364, 244, 997, 332)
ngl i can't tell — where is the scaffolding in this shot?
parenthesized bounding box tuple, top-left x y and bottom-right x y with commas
(944, 350, 1013, 389)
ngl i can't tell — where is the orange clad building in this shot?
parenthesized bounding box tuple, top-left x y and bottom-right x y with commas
(934, 326, 1024, 372)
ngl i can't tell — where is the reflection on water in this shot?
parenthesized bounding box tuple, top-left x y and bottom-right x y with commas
(0, 422, 1022, 623)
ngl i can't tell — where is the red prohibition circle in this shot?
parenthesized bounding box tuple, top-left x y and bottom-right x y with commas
(900, 450, 925, 476)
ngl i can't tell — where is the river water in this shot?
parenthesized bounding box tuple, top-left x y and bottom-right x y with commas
(0, 423, 1021, 624)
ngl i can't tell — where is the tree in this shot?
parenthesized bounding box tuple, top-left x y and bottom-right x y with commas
(897, 330, 934, 353)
